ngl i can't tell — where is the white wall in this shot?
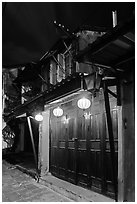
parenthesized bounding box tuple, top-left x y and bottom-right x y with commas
(38, 110, 50, 176)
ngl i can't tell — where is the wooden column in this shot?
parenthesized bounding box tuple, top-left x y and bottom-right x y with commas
(117, 106, 124, 201)
(99, 95, 107, 194)
(74, 138, 78, 185)
(120, 69, 135, 201)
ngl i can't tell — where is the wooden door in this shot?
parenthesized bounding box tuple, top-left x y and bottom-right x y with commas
(50, 101, 78, 184)
(50, 115, 66, 178)
(76, 99, 103, 192)
(50, 91, 118, 198)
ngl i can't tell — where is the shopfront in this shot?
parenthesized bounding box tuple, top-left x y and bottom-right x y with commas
(49, 88, 118, 198)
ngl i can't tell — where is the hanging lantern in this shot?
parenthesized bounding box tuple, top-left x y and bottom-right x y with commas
(77, 97, 91, 110)
(53, 107, 63, 117)
(34, 113, 43, 122)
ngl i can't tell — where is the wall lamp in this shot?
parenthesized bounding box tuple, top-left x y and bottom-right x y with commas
(29, 113, 43, 122)
(34, 113, 43, 122)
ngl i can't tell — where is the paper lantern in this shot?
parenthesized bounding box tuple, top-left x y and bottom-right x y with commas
(53, 107, 63, 117)
(35, 113, 43, 121)
(77, 97, 91, 110)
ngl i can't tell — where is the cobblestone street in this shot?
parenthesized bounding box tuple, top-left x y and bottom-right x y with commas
(2, 160, 72, 202)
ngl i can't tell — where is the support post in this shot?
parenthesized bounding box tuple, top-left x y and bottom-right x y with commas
(27, 116, 40, 182)
(116, 79, 121, 106)
(74, 138, 78, 185)
(103, 82, 118, 201)
(39, 110, 50, 175)
(118, 106, 124, 201)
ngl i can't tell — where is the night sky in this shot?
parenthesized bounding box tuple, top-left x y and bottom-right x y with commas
(2, 2, 135, 67)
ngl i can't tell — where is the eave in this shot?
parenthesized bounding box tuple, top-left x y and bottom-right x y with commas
(75, 15, 135, 72)
(3, 73, 84, 122)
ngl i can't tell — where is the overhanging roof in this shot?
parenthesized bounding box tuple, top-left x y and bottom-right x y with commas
(3, 73, 84, 122)
(75, 15, 135, 71)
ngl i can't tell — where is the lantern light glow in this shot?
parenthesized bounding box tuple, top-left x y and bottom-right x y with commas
(53, 107, 63, 117)
(35, 113, 43, 121)
(77, 97, 91, 110)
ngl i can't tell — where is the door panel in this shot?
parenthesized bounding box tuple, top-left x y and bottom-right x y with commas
(50, 90, 118, 198)
(50, 118, 59, 175)
(67, 110, 77, 184)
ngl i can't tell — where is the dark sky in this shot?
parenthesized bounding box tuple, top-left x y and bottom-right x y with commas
(2, 2, 135, 67)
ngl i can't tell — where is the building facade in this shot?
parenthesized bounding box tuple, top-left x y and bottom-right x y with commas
(2, 17, 135, 201)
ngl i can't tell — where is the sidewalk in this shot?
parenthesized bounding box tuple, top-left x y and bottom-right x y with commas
(2, 160, 73, 202)
(15, 163, 115, 202)
(3, 156, 115, 202)
(39, 174, 115, 202)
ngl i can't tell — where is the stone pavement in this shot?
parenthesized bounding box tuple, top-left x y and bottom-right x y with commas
(2, 160, 73, 202)
(2, 160, 115, 202)
(40, 174, 115, 202)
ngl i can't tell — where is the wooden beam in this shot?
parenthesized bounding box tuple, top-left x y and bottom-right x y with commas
(4, 73, 83, 121)
(107, 88, 117, 98)
(103, 82, 118, 201)
(112, 50, 135, 67)
(75, 16, 134, 62)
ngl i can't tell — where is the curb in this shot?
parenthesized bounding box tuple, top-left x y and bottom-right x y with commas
(39, 177, 115, 202)
(39, 177, 90, 202)
(14, 165, 90, 202)
(15, 165, 37, 179)
(14, 164, 115, 202)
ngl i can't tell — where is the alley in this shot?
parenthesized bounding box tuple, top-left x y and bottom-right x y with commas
(2, 160, 72, 202)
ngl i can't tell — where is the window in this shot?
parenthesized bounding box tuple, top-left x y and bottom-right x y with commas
(57, 54, 65, 82)
(50, 60, 57, 85)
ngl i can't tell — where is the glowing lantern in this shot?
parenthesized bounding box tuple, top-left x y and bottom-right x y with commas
(77, 97, 91, 110)
(53, 107, 63, 117)
(35, 113, 43, 122)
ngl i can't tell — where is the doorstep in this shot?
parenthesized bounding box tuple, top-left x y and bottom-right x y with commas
(40, 174, 115, 202)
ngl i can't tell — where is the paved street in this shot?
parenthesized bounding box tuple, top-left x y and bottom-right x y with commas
(2, 160, 72, 202)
